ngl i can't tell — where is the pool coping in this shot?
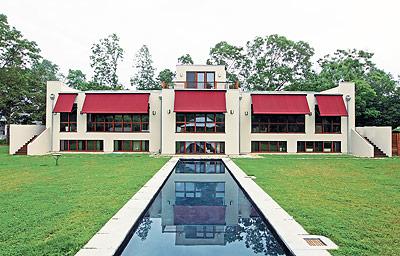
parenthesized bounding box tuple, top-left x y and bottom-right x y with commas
(75, 156, 337, 256)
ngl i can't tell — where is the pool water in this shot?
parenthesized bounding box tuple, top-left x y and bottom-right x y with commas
(118, 159, 291, 256)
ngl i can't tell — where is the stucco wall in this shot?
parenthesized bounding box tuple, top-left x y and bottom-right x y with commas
(9, 124, 45, 154)
(350, 129, 374, 157)
(356, 126, 392, 157)
(28, 127, 51, 155)
(174, 65, 227, 89)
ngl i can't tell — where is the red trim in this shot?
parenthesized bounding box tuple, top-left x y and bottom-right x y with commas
(251, 94, 310, 115)
(113, 140, 149, 152)
(53, 93, 77, 113)
(60, 140, 104, 152)
(315, 95, 348, 116)
(251, 141, 287, 153)
(176, 141, 225, 154)
(87, 114, 149, 133)
(174, 91, 226, 113)
(297, 141, 341, 153)
(176, 113, 225, 133)
(81, 93, 150, 114)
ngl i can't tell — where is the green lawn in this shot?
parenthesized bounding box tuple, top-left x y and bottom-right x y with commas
(234, 155, 400, 256)
(0, 146, 170, 256)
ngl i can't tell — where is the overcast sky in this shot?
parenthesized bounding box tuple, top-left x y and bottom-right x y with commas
(2, 0, 399, 87)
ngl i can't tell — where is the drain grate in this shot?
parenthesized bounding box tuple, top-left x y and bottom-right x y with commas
(304, 238, 327, 247)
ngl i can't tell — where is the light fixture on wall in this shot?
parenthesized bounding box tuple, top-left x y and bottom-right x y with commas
(345, 95, 351, 102)
(152, 110, 156, 116)
(230, 110, 234, 115)
(245, 111, 249, 116)
(167, 109, 171, 114)
(179, 73, 183, 78)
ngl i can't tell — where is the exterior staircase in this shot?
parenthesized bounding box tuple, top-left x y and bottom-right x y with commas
(14, 135, 38, 155)
(363, 137, 387, 158)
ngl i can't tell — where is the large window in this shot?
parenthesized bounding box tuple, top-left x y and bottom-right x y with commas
(176, 113, 224, 133)
(114, 140, 149, 152)
(175, 160, 226, 174)
(176, 141, 225, 154)
(175, 182, 225, 206)
(186, 71, 215, 89)
(251, 141, 287, 153)
(60, 140, 103, 152)
(87, 114, 149, 132)
(315, 106, 341, 133)
(251, 115, 305, 133)
(60, 104, 77, 132)
(297, 141, 341, 153)
(184, 226, 216, 239)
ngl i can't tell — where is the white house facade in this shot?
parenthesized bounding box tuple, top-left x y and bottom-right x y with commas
(9, 65, 392, 157)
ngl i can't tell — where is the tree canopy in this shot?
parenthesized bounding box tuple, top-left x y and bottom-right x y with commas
(177, 54, 194, 65)
(131, 45, 160, 90)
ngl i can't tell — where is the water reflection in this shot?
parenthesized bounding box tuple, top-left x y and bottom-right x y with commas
(120, 160, 288, 256)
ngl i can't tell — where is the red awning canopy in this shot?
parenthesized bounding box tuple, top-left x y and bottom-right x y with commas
(251, 94, 311, 115)
(174, 205, 226, 225)
(53, 93, 77, 113)
(81, 93, 150, 114)
(174, 91, 226, 112)
(315, 95, 348, 116)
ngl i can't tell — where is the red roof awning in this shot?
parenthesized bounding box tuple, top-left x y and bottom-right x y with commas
(81, 93, 150, 114)
(174, 91, 226, 112)
(251, 94, 310, 115)
(174, 205, 226, 225)
(53, 93, 77, 113)
(316, 95, 348, 116)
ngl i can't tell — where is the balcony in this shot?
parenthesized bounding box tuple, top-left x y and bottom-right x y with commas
(171, 81, 239, 90)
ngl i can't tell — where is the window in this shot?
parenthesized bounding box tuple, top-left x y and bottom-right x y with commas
(315, 105, 341, 133)
(176, 113, 224, 133)
(175, 182, 225, 206)
(60, 140, 103, 152)
(251, 141, 287, 153)
(175, 141, 225, 154)
(251, 115, 305, 133)
(186, 71, 216, 89)
(175, 160, 226, 174)
(87, 114, 149, 132)
(113, 140, 149, 152)
(297, 141, 341, 153)
(184, 226, 216, 239)
(60, 104, 77, 132)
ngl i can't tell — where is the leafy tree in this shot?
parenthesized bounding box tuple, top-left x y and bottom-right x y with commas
(89, 33, 124, 88)
(208, 35, 314, 90)
(66, 69, 111, 91)
(131, 45, 159, 90)
(0, 14, 41, 143)
(157, 68, 175, 88)
(177, 53, 194, 64)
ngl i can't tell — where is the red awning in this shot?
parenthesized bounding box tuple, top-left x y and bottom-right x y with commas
(53, 93, 77, 113)
(174, 205, 226, 225)
(251, 94, 310, 114)
(315, 95, 348, 116)
(81, 93, 150, 114)
(174, 91, 226, 112)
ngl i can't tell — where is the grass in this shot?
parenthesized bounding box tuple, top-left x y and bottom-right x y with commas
(233, 154, 400, 256)
(0, 146, 170, 256)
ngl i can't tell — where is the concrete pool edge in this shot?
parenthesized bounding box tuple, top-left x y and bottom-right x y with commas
(75, 157, 180, 256)
(222, 158, 338, 256)
(75, 156, 338, 256)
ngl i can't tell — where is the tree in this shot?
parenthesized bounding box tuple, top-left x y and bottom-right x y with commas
(0, 14, 41, 143)
(208, 35, 314, 91)
(89, 33, 124, 88)
(157, 69, 174, 88)
(131, 45, 159, 90)
(66, 69, 110, 91)
(177, 54, 194, 65)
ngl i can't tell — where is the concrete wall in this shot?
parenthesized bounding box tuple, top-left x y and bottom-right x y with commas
(9, 124, 45, 154)
(27, 128, 51, 155)
(161, 89, 240, 155)
(350, 129, 374, 157)
(356, 126, 392, 157)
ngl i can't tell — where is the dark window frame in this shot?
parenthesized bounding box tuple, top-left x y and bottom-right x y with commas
(251, 114, 305, 133)
(297, 141, 341, 153)
(87, 114, 149, 133)
(176, 113, 225, 133)
(113, 140, 149, 152)
(60, 104, 77, 132)
(60, 140, 103, 152)
(186, 71, 216, 89)
(251, 141, 287, 153)
(315, 105, 341, 134)
(175, 141, 225, 154)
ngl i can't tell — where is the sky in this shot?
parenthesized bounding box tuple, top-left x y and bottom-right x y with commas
(2, 0, 399, 87)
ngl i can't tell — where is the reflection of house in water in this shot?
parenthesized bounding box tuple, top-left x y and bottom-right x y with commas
(147, 160, 253, 246)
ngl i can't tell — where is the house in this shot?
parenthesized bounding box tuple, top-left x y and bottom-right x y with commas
(9, 64, 392, 157)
